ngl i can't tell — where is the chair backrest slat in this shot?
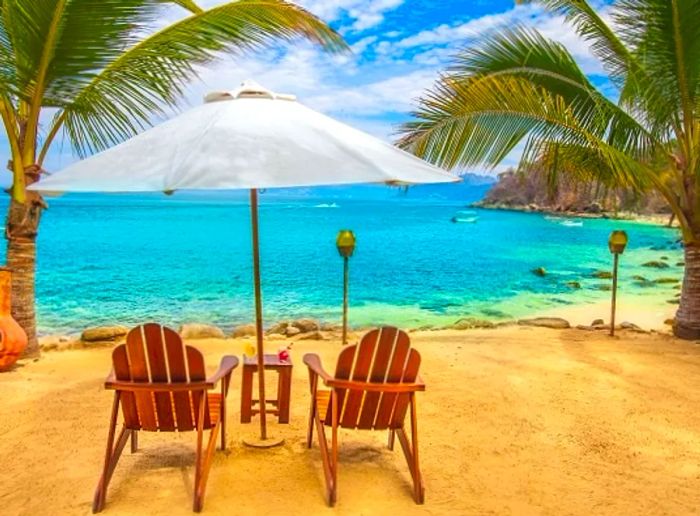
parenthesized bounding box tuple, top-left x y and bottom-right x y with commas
(186, 345, 212, 429)
(144, 324, 175, 431)
(327, 327, 420, 431)
(112, 323, 212, 432)
(357, 327, 397, 429)
(112, 345, 140, 429)
(389, 346, 421, 428)
(163, 327, 195, 431)
(374, 330, 411, 429)
(125, 326, 158, 431)
(324, 344, 356, 426)
(339, 331, 377, 428)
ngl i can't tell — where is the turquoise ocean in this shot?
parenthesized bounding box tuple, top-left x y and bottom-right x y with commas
(0, 188, 683, 335)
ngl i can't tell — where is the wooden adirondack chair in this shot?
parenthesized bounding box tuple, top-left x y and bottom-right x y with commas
(303, 326, 425, 506)
(93, 323, 238, 513)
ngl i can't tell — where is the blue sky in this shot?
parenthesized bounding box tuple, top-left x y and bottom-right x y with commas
(33, 0, 610, 176)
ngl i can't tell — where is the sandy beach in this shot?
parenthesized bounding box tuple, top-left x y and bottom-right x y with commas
(1, 323, 699, 516)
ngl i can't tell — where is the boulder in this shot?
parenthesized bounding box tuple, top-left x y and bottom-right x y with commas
(179, 323, 225, 340)
(298, 330, 325, 341)
(653, 277, 680, 284)
(231, 324, 256, 338)
(619, 321, 646, 333)
(450, 318, 496, 330)
(591, 319, 605, 326)
(517, 317, 571, 329)
(565, 281, 582, 289)
(291, 318, 320, 333)
(285, 326, 301, 337)
(81, 325, 128, 343)
(642, 261, 670, 269)
(592, 270, 613, 279)
(532, 267, 547, 277)
(266, 321, 289, 335)
(38, 335, 79, 352)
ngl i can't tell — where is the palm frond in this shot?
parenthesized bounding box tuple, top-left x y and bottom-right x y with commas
(60, 0, 346, 157)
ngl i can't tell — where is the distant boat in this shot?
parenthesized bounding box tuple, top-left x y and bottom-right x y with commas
(451, 216, 479, 223)
(560, 220, 583, 227)
(314, 202, 339, 208)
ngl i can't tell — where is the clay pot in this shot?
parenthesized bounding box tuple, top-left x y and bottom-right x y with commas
(0, 268, 27, 371)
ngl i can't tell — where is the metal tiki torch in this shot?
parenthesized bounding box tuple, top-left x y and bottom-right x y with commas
(336, 230, 356, 345)
(608, 230, 629, 337)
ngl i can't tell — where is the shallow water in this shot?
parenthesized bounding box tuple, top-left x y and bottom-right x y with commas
(0, 193, 683, 334)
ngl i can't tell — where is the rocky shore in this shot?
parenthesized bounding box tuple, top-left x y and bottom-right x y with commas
(37, 315, 672, 353)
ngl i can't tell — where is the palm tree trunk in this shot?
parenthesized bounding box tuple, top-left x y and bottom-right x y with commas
(5, 194, 43, 356)
(674, 243, 700, 340)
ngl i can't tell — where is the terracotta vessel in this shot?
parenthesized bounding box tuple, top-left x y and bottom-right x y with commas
(0, 267, 27, 371)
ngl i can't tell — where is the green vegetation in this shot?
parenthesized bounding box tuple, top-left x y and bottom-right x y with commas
(0, 0, 345, 354)
(400, 0, 700, 339)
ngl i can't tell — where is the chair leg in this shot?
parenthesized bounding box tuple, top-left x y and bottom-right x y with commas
(307, 372, 318, 449)
(314, 391, 338, 507)
(130, 430, 138, 453)
(93, 393, 130, 513)
(220, 379, 227, 451)
(395, 395, 424, 504)
(388, 429, 395, 450)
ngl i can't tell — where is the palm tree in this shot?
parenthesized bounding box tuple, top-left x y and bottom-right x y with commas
(399, 0, 700, 340)
(1, 0, 345, 355)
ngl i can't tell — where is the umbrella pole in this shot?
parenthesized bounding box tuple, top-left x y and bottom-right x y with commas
(250, 188, 268, 441)
(243, 189, 283, 448)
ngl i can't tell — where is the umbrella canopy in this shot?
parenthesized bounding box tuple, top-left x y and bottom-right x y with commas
(30, 81, 459, 444)
(30, 81, 458, 193)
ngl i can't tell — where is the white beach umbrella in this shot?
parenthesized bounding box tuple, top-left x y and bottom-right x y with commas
(30, 80, 459, 443)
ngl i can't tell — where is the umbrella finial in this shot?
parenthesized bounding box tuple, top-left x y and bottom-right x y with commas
(204, 80, 296, 104)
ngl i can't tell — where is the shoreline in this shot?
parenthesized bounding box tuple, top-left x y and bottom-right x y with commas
(470, 203, 679, 228)
(37, 294, 679, 350)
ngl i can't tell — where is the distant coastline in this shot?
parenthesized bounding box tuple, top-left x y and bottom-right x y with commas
(469, 201, 678, 228)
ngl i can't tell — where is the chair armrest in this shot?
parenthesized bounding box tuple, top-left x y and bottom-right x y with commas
(303, 353, 333, 383)
(207, 355, 239, 385)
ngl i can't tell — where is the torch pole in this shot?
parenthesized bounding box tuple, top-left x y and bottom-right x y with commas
(610, 253, 619, 337)
(342, 256, 349, 346)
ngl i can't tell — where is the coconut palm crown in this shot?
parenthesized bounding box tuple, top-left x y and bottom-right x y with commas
(398, 0, 700, 339)
(0, 0, 346, 354)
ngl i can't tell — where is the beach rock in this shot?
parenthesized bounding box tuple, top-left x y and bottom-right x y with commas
(592, 270, 613, 279)
(565, 281, 582, 289)
(450, 318, 496, 330)
(660, 256, 669, 261)
(584, 202, 603, 214)
(291, 318, 320, 333)
(596, 284, 612, 291)
(231, 324, 256, 338)
(81, 325, 128, 343)
(38, 335, 79, 352)
(517, 317, 571, 329)
(654, 277, 680, 284)
(179, 323, 225, 340)
(632, 275, 648, 282)
(642, 261, 670, 269)
(266, 321, 289, 335)
(676, 262, 685, 267)
(532, 267, 547, 277)
(619, 321, 646, 333)
(320, 322, 343, 332)
(591, 319, 605, 326)
(664, 318, 675, 326)
(667, 299, 680, 305)
(297, 330, 325, 341)
(285, 326, 301, 337)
